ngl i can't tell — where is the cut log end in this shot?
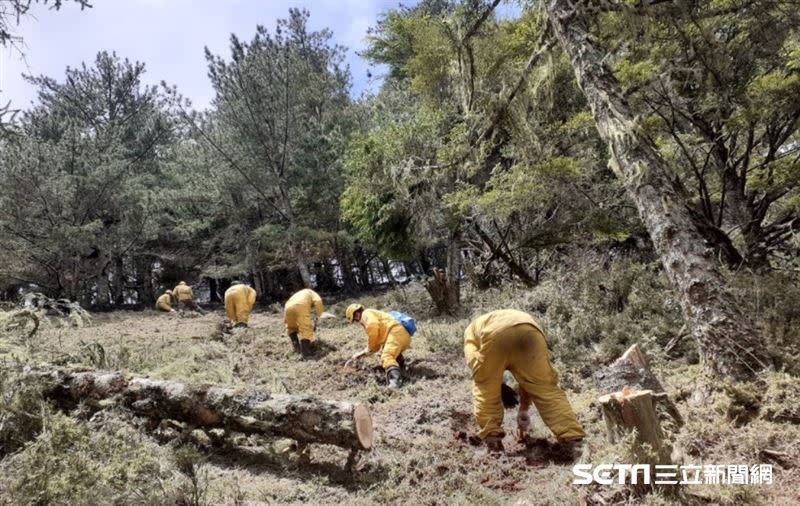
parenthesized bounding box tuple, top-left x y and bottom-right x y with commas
(354, 403, 373, 450)
(598, 387, 652, 404)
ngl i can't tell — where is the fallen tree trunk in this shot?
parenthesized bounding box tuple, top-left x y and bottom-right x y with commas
(26, 367, 373, 452)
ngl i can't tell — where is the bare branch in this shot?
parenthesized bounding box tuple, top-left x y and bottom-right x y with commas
(462, 0, 502, 43)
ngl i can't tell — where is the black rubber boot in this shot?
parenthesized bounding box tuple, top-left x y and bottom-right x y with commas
(396, 353, 406, 370)
(485, 435, 505, 454)
(289, 333, 301, 354)
(565, 438, 587, 462)
(300, 339, 314, 359)
(386, 366, 403, 389)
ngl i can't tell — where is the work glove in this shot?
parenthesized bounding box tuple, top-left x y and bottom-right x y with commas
(501, 382, 519, 409)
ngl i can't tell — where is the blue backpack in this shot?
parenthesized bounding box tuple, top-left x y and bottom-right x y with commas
(388, 310, 417, 336)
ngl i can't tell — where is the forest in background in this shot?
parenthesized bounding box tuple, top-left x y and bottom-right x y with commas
(1, 0, 798, 380)
(1, 0, 796, 306)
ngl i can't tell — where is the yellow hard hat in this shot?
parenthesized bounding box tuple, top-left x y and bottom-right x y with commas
(165, 289, 173, 295)
(178, 281, 186, 285)
(345, 303, 364, 323)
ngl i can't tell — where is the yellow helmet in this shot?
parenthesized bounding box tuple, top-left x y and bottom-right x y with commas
(165, 289, 173, 295)
(345, 303, 364, 323)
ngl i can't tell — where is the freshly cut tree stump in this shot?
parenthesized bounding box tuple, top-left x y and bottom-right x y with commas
(27, 367, 373, 452)
(599, 388, 667, 457)
(594, 344, 683, 426)
(599, 388, 676, 495)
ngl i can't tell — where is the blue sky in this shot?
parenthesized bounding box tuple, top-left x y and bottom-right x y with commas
(0, 0, 406, 111)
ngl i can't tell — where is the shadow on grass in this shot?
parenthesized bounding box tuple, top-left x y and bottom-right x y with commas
(449, 414, 575, 467)
(202, 444, 390, 491)
(404, 361, 441, 382)
(312, 340, 338, 359)
(507, 437, 574, 466)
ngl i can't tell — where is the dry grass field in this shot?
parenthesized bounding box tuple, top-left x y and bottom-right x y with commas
(1, 278, 798, 505)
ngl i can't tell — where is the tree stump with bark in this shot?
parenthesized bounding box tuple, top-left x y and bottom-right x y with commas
(599, 388, 667, 456)
(593, 344, 683, 426)
(425, 267, 454, 315)
(596, 345, 683, 496)
(25, 367, 374, 455)
(599, 388, 676, 495)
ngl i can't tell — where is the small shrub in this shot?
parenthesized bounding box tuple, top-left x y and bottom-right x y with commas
(0, 411, 181, 505)
(761, 373, 800, 424)
(0, 368, 47, 457)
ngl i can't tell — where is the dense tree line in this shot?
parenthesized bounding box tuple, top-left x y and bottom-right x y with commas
(0, 1, 798, 378)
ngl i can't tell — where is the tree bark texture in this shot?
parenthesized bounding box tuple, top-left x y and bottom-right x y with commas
(594, 344, 683, 426)
(134, 256, 156, 306)
(593, 344, 665, 394)
(544, 0, 770, 381)
(425, 267, 458, 315)
(444, 228, 463, 313)
(28, 367, 374, 451)
(295, 251, 313, 288)
(110, 256, 123, 306)
(599, 389, 668, 460)
(599, 388, 677, 496)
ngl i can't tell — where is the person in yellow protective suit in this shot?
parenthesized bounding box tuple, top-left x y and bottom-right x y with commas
(344, 304, 411, 388)
(155, 290, 175, 312)
(172, 281, 206, 314)
(284, 288, 324, 358)
(224, 282, 257, 327)
(464, 309, 586, 455)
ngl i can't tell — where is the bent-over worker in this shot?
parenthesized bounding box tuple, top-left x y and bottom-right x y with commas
(464, 309, 585, 454)
(172, 281, 205, 314)
(284, 288, 324, 358)
(155, 290, 175, 312)
(224, 282, 257, 327)
(344, 304, 410, 388)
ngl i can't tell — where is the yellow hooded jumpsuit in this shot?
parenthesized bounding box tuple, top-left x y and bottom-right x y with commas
(284, 288, 324, 342)
(360, 309, 412, 369)
(155, 292, 174, 312)
(224, 284, 257, 324)
(464, 309, 585, 441)
(173, 282, 194, 302)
